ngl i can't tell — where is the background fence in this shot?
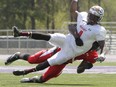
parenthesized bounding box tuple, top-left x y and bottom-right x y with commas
(0, 30, 115, 55)
(0, 22, 116, 54)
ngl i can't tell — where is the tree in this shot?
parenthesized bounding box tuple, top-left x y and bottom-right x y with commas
(0, 0, 115, 30)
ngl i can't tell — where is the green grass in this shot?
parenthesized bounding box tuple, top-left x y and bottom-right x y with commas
(0, 60, 36, 67)
(0, 59, 116, 87)
(1, 60, 116, 67)
(0, 73, 116, 87)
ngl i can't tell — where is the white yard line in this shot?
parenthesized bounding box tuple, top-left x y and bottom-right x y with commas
(0, 54, 116, 74)
(0, 66, 116, 74)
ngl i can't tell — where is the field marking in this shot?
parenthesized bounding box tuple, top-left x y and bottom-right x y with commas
(0, 54, 116, 74)
(0, 66, 116, 74)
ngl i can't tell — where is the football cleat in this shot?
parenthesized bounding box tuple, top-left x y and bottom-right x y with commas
(12, 26, 20, 37)
(20, 78, 32, 83)
(20, 76, 43, 83)
(13, 70, 27, 76)
(5, 52, 20, 65)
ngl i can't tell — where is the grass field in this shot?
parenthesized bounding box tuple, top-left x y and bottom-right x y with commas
(0, 59, 116, 87)
(0, 73, 116, 87)
(1, 60, 116, 66)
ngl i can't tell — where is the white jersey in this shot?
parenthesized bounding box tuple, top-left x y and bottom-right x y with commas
(67, 12, 106, 56)
(48, 12, 106, 66)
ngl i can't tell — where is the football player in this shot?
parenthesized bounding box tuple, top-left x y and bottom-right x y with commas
(5, 44, 105, 83)
(5, 0, 106, 83)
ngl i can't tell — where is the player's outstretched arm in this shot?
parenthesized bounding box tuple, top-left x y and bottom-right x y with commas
(98, 40, 105, 54)
(70, 0, 78, 22)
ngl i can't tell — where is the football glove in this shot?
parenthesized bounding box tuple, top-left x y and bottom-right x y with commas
(94, 53, 106, 63)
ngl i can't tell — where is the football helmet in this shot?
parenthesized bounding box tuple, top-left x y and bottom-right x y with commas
(89, 5, 104, 21)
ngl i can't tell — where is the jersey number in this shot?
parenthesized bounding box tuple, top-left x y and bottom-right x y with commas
(79, 30, 83, 36)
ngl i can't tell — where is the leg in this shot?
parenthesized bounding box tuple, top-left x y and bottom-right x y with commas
(13, 60, 50, 76)
(20, 64, 66, 83)
(41, 64, 66, 82)
(13, 59, 65, 76)
(13, 26, 66, 47)
(28, 47, 60, 64)
(13, 26, 51, 41)
(4, 51, 40, 65)
(5, 47, 60, 65)
(5, 52, 22, 65)
(5, 50, 47, 65)
(75, 50, 98, 73)
(13, 49, 69, 76)
(13, 26, 66, 48)
(13, 34, 68, 75)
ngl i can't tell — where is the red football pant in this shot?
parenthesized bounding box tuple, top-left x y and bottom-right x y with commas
(27, 47, 98, 82)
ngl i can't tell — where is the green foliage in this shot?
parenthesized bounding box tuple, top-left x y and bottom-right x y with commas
(0, 0, 115, 29)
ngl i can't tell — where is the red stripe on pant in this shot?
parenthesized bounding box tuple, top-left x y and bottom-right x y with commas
(27, 50, 54, 64)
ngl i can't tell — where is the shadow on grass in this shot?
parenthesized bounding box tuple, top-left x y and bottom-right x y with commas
(43, 83, 95, 86)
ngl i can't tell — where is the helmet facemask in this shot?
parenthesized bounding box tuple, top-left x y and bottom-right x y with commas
(87, 13, 101, 25)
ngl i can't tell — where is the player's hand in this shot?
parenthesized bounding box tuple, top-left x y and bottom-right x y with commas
(13, 70, 29, 76)
(94, 53, 106, 63)
(73, 0, 78, 2)
(68, 24, 83, 46)
(12, 26, 20, 37)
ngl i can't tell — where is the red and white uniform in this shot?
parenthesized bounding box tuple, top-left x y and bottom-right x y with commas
(76, 12, 106, 54)
(47, 12, 106, 66)
(27, 47, 98, 82)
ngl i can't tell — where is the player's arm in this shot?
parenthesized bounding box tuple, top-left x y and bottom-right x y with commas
(98, 40, 105, 54)
(70, 0, 78, 22)
(90, 41, 106, 63)
(69, 0, 79, 37)
(69, 0, 83, 46)
(68, 24, 83, 46)
(94, 40, 106, 63)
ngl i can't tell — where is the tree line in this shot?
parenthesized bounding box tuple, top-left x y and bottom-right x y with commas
(0, 0, 115, 30)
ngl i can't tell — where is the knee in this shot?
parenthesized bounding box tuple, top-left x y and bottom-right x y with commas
(27, 55, 36, 64)
(20, 54, 30, 61)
